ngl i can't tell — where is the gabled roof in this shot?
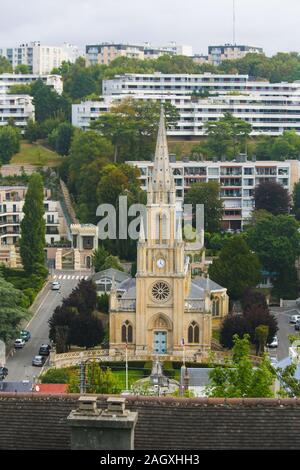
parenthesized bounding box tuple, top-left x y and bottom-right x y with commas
(120, 278, 136, 299)
(92, 268, 130, 284)
(187, 281, 205, 299)
(193, 277, 226, 292)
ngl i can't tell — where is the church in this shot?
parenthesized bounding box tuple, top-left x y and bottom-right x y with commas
(109, 109, 229, 360)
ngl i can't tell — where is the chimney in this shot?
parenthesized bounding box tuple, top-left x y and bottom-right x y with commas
(67, 396, 138, 450)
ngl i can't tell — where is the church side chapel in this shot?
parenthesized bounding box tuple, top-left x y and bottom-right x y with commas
(109, 109, 229, 360)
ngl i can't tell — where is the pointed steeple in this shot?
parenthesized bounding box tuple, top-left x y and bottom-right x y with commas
(139, 216, 146, 242)
(150, 106, 175, 204)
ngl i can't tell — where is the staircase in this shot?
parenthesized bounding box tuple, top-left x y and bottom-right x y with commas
(61, 249, 74, 270)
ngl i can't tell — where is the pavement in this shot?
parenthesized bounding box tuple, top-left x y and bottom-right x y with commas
(4, 270, 90, 382)
(268, 307, 300, 361)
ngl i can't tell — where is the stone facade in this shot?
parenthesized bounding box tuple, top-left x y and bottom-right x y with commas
(109, 110, 228, 360)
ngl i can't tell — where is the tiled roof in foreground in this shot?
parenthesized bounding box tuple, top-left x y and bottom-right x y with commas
(0, 394, 300, 450)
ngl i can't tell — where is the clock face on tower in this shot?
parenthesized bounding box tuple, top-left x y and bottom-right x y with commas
(157, 258, 165, 269)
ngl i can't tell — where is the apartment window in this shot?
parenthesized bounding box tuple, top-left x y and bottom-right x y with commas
(207, 167, 219, 176)
(244, 167, 254, 175)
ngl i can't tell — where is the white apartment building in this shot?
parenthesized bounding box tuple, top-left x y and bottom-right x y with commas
(207, 44, 263, 66)
(70, 72, 300, 137)
(85, 42, 193, 65)
(0, 94, 34, 132)
(0, 186, 65, 246)
(126, 158, 300, 230)
(102, 73, 300, 98)
(0, 73, 63, 95)
(72, 89, 300, 137)
(0, 42, 80, 74)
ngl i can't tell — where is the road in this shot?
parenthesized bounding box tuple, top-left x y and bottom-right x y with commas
(5, 271, 90, 382)
(269, 307, 299, 361)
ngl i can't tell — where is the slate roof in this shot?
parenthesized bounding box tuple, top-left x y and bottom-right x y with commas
(193, 277, 225, 292)
(187, 281, 205, 299)
(180, 368, 213, 387)
(119, 278, 136, 299)
(0, 394, 300, 450)
(117, 277, 224, 301)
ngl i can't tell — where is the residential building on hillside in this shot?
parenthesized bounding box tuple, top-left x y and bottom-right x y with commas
(102, 72, 300, 97)
(0, 186, 66, 247)
(0, 42, 80, 74)
(85, 42, 193, 65)
(0, 94, 34, 132)
(71, 72, 300, 138)
(72, 90, 300, 137)
(0, 73, 63, 95)
(126, 158, 300, 230)
(207, 44, 263, 66)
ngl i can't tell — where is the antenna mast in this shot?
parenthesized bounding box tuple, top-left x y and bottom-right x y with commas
(233, 0, 236, 45)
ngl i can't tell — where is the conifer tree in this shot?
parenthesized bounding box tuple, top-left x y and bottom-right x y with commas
(20, 173, 46, 276)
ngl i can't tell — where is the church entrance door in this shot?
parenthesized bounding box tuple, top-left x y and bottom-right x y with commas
(154, 331, 167, 354)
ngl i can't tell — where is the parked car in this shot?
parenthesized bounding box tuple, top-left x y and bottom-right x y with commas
(14, 339, 25, 349)
(295, 320, 300, 331)
(290, 314, 300, 324)
(32, 355, 46, 367)
(20, 330, 31, 342)
(51, 281, 61, 291)
(38, 344, 51, 356)
(0, 367, 8, 380)
(268, 336, 278, 348)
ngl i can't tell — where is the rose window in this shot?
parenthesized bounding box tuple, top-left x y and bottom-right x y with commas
(152, 281, 170, 302)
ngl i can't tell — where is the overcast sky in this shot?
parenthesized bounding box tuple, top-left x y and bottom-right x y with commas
(0, 0, 300, 56)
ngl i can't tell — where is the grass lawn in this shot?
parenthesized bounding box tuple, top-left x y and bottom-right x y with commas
(112, 369, 145, 388)
(11, 141, 62, 167)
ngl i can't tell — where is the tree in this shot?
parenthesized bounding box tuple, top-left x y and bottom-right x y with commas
(20, 173, 46, 276)
(0, 125, 21, 164)
(255, 325, 269, 356)
(219, 314, 249, 348)
(0, 276, 29, 342)
(184, 181, 223, 233)
(254, 181, 290, 215)
(14, 64, 30, 74)
(30, 79, 70, 123)
(247, 213, 300, 298)
(24, 119, 42, 143)
(220, 290, 278, 349)
(242, 288, 268, 315)
(206, 335, 275, 398)
(69, 313, 104, 349)
(278, 363, 300, 397)
(68, 363, 122, 394)
(0, 56, 12, 73)
(293, 182, 300, 220)
(48, 122, 74, 155)
(209, 236, 261, 300)
(48, 280, 104, 350)
(91, 97, 179, 162)
(203, 112, 252, 159)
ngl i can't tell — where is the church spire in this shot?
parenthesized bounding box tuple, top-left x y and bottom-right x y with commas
(150, 106, 175, 204)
